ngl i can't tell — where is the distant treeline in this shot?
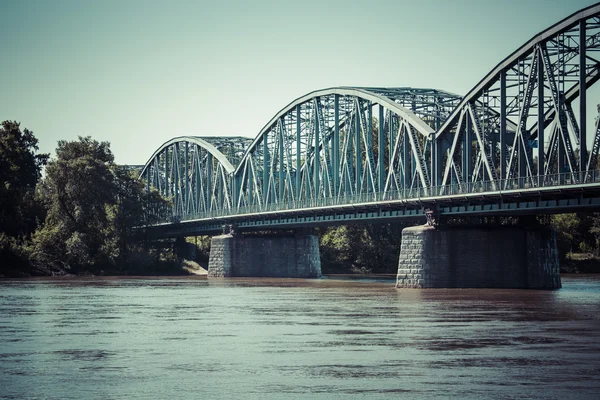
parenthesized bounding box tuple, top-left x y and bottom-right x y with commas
(1, 121, 599, 277)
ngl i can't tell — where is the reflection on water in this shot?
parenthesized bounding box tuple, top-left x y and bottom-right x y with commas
(1, 275, 599, 399)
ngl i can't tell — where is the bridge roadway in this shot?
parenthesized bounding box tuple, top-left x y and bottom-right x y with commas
(140, 3, 600, 240)
(144, 171, 600, 238)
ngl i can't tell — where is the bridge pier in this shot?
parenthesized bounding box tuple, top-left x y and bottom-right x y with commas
(207, 233, 322, 278)
(396, 225, 561, 289)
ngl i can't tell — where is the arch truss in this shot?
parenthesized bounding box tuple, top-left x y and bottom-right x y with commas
(438, 4, 600, 193)
(234, 87, 461, 209)
(140, 136, 252, 219)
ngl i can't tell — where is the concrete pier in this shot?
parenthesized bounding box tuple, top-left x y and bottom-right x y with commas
(207, 234, 322, 278)
(396, 225, 561, 289)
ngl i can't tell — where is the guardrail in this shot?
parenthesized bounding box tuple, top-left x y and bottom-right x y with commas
(160, 169, 600, 224)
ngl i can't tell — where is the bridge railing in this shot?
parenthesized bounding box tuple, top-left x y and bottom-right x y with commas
(436, 170, 597, 196)
(163, 169, 600, 224)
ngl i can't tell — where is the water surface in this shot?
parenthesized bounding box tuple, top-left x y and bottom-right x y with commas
(1, 275, 599, 399)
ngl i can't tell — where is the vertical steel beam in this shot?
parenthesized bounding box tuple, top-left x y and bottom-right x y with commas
(580, 19, 587, 173)
(158, 152, 162, 195)
(278, 121, 284, 201)
(165, 147, 170, 198)
(314, 101, 320, 198)
(355, 103, 362, 193)
(388, 111, 393, 166)
(174, 143, 179, 213)
(430, 134, 436, 188)
(146, 166, 150, 193)
(333, 95, 340, 195)
(154, 157, 162, 194)
(232, 173, 239, 210)
(538, 49, 545, 180)
(436, 137, 442, 189)
(435, 106, 443, 188)
(296, 104, 301, 199)
(433, 104, 441, 188)
(367, 101, 373, 192)
(207, 153, 213, 210)
(248, 162, 254, 206)
(464, 113, 472, 183)
(195, 146, 200, 211)
(263, 134, 268, 202)
(518, 134, 525, 182)
(402, 126, 410, 188)
(558, 114, 565, 178)
(217, 168, 222, 209)
(435, 98, 441, 132)
(500, 71, 507, 180)
(487, 93, 497, 180)
(378, 106, 384, 192)
(184, 141, 189, 213)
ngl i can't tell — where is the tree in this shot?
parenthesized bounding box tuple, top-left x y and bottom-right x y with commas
(31, 137, 117, 270)
(0, 121, 48, 239)
(106, 166, 171, 263)
(0, 121, 48, 276)
(319, 221, 412, 274)
(29, 136, 173, 275)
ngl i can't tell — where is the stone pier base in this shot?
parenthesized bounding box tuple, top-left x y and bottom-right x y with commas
(207, 234, 322, 278)
(396, 225, 561, 289)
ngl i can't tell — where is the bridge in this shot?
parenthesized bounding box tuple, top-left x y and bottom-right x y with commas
(139, 4, 600, 288)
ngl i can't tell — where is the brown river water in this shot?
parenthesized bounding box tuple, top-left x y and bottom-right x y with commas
(1, 275, 599, 399)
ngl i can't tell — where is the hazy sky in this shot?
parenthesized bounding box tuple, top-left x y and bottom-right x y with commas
(1, 0, 598, 165)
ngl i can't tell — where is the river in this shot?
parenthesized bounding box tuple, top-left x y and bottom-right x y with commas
(1, 275, 599, 399)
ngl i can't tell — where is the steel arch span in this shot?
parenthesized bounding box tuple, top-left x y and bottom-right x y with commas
(140, 136, 252, 218)
(233, 87, 462, 209)
(437, 3, 600, 193)
(140, 3, 600, 230)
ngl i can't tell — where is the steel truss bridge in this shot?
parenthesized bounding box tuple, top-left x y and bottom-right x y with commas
(141, 4, 600, 236)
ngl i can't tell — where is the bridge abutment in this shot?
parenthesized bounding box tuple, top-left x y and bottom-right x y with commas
(396, 225, 561, 289)
(207, 233, 322, 278)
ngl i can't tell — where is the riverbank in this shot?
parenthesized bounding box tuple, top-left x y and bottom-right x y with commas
(562, 253, 600, 273)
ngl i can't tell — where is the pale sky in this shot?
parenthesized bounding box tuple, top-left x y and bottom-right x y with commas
(1, 0, 598, 165)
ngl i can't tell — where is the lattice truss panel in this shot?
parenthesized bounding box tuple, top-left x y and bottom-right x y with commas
(439, 10, 600, 191)
(140, 137, 252, 217)
(233, 88, 461, 209)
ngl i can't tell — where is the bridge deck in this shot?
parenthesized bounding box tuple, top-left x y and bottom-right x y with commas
(145, 171, 600, 237)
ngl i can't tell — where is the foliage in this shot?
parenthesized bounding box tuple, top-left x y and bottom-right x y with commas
(0, 233, 31, 277)
(319, 221, 413, 274)
(551, 213, 580, 256)
(0, 121, 49, 239)
(28, 136, 173, 275)
(107, 166, 171, 262)
(30, 137, 116, 271)
(0, 121, 49, 277)
(549, 213, 599, 261)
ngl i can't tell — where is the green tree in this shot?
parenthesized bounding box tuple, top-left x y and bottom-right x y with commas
(106, 166, 171, 264)
(319, 221, 411, 274)
(320, 225, 355, 273)
(30, 136, 173, 275)
(0, 121, 48, 276)
(0, 121, 48, 238)
(550, 213, 579, 254)
(31, 137, 117, 271)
